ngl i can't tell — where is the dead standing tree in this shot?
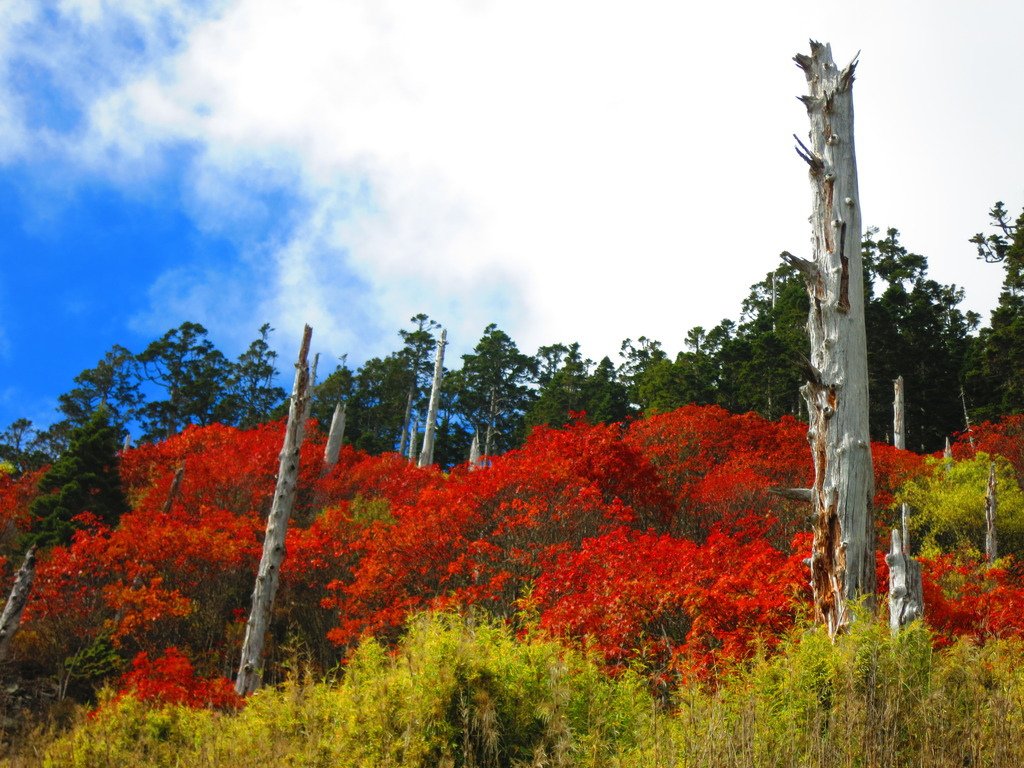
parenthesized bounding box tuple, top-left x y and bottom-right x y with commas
(887, 376, 923, 632)
(783, 42, 875, 638)
(236, 325, 312, 696)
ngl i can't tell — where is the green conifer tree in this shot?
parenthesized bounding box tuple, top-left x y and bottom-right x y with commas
(27, 408, 129, 549)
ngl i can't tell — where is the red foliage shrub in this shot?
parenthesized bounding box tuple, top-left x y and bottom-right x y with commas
(116, 647, 242, 709)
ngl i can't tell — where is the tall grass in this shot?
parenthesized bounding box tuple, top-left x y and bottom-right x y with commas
(12, 612, 1024, 767)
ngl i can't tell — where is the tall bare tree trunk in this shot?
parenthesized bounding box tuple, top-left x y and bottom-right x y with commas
(323, 402, 346, 470)
(784, 41, 875, 638)
(0, 547, 36, 663)
(885, 530, 922, 634)
(893, 376, 910, 550)
(162, 465, 185, 514)
(484, 388, 498, 459)
(399, 388, 414, 458)
(985, 461, 998, 564)
(469, 433, 481, 470)
(418, 329, 446, 468)
(236, 325, 312, 696)
(889, 377, 923, 631)
(961, 386, 975, 450)
(409, 417, 419, 465)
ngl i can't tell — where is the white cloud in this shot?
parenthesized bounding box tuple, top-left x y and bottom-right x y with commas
(8, 0, 1024, 363)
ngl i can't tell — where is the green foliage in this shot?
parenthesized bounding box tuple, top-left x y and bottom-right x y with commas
(39, 612, 656, 767)
(27, 612, 1024, 768)
(27, 408, 129, 549)
(349, 493, 394, 525)
(897, 453, 1024, 557)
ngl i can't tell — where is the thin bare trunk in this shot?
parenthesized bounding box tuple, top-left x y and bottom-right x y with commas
(944, 437, 953, 460)
(418, 330, 446, 468)
(409, 416, 419, 465)
(785, 41, 875, 638)
(986, 461, 998, 564)
(162, 466, 185, 514)
(484, 388, 498, 459)
(323, 402, 346, 470)
(961, 386, 975, 449)
(0, 547, 36, 663)
(885, 529, 922, 634)
(236, 325, 312, 696)
(469, 433, 481, 470)
(399, 387, 413, 458)
(893, 377, 910, 551)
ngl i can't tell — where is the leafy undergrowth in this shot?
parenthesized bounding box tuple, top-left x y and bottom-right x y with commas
(14, 611, 1024, 768)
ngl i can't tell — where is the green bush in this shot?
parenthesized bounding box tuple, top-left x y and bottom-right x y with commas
(23, 611, 1024, 768)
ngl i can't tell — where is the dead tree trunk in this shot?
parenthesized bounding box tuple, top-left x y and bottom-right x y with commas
(236, 325, 312, 696)
(889, 377, 923, 631)
(786, 41, 875, 638)
(418, 329, 446, 468)
(985, 461, 998, 564)
(469, 433, 482, 470)
(961, 386, 976, 450)
(484, 388, 498, 459)
(409, 417, 419, 465)
(399, 388, 414, 458)
(893, 376, 910, 550)
(323, 402, 346, 471)
(162, 466, 185, 514)
(885, 530, 922, 634)
(0, 547, 36, 663)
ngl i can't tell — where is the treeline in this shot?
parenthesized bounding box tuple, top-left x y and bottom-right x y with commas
(3, 203, 1022, 468)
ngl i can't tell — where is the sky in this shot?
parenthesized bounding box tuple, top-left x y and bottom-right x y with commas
(1, 0, 1022, 431)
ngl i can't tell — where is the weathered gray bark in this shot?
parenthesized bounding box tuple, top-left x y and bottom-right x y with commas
(893, 376, 905, 450)
(944, 437, 953, 460)
(484, 388, 497, 459)
(469, 433, 481, 470)
(122, 434, 132, 452)
(787, 42, 875, 638)
(399, 388, 413, 458)
(893, 376, 910, 551)
(885, 529, 922, 634)
(162, 465, 185, 514)
(323, 402, 346, 470)
(418, 329, 446, 468)
(301, 353, 319, 425)
(985, 461, 998, 563)
(0, 546, 36, 663)
(236, 325, 312, 696)
(409, 417, 419, 465)
(889, 377, 923, 630)
(961, 386, 976, 449)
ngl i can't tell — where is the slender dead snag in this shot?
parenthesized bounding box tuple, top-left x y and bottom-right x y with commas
(162, 465, 185, 514)
(469, 432, 482, 470)
(944, 437, 953, 460)
(409, 417, 419, 465)
(961, 386, 976, 450)
(888, 377, 923, 631)
(323, 402, 346, 471)
(0, 546, 36, 663)
(788, 41, 875, 638)
(236, 325, 312, 696)
(985, 461, 998, 564)
(893, 376, 910, 551)
(885, 530, 922, 634)
(418, 329, 447, 468)
(399, 388, 413, 458)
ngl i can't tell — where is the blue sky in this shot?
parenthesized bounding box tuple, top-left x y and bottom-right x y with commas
(1, 0, 1022, 432)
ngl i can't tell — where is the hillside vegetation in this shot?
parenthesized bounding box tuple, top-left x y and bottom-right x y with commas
(1, 405, 1024, 764)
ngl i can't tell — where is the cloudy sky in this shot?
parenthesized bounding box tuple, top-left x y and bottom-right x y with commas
(1, 0, 1022, 430)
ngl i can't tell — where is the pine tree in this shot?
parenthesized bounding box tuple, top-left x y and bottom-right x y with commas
(27, 408, 129, 549)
